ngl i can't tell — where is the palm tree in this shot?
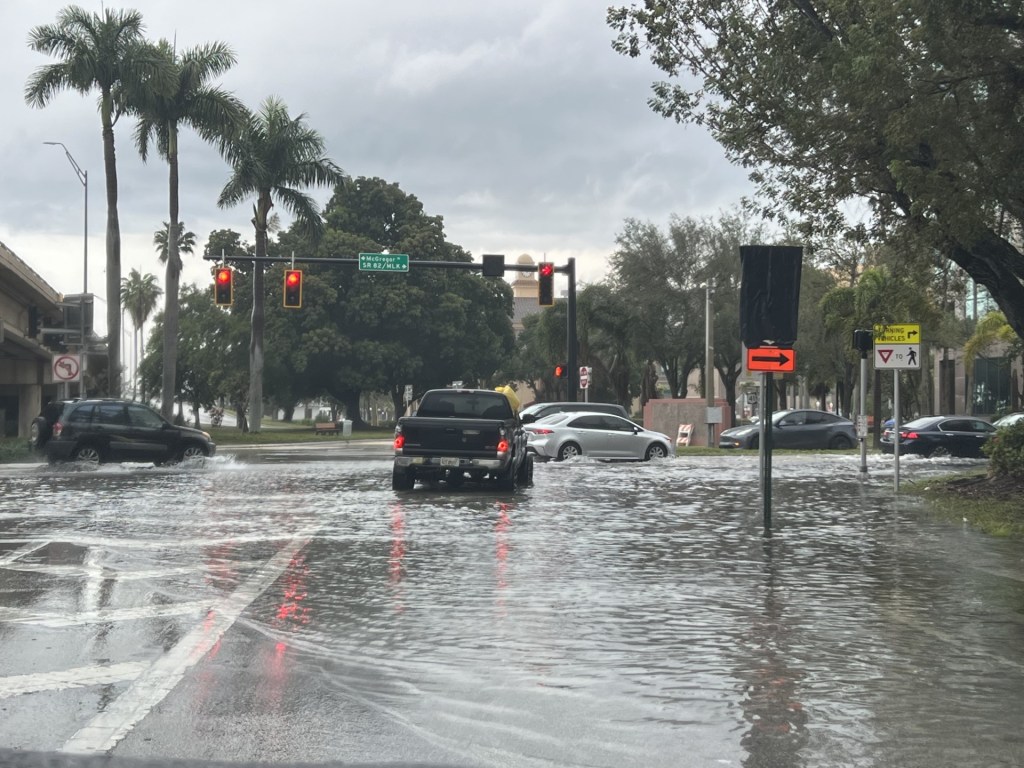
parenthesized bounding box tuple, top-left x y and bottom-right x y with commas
(120, 269, 162, 400)
(26, 6, 172, 397)
(154, 220, 197, 265)
(129, 38, 244, 421)
(218, 96, 346, 432)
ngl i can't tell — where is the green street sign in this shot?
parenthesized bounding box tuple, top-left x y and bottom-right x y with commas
(358, 253, 409, 272)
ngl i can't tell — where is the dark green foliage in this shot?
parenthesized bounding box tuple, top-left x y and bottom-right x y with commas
(984, 422, 1024, 480)
(608, 0, 1024, 341)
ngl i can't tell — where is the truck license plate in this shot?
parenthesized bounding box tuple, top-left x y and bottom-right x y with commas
(440, 457, 460, 467)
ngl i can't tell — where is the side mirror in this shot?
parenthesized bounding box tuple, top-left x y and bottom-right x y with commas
(521, 413, 536, 424)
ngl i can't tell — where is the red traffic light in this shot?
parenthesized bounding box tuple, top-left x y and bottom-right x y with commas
(554, 364, 567, 379)
(538, 262, 555, 306)
(214, 267, 233, 306)
(283, 269, 303, 308)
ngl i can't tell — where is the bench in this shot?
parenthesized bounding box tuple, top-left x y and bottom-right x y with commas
(314, 422, 340, 435)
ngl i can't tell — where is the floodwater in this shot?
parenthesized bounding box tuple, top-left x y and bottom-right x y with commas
(1, 450, 1022, 767)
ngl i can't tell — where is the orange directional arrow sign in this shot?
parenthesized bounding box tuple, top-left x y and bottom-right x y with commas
(746, 347, 796, 372)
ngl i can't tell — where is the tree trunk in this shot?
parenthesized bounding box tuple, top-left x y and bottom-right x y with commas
(341, 390, 367, 429)
(101, 92, 122, 397)
(248, 192, 271, 432)
(951, 235, 1024, 342)
(161, 132, 181, 422)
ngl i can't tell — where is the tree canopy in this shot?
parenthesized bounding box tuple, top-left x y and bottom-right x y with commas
(608, 0, 1024, 339)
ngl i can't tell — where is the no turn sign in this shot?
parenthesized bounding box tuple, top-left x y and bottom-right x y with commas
(52, 354, 81, 383)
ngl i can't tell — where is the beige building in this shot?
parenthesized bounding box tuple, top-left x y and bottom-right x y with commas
(510, 253, 541, 332)
(0, 240, 65, 438)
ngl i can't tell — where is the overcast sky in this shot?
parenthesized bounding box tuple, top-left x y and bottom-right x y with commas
(2, 1, 755, 333)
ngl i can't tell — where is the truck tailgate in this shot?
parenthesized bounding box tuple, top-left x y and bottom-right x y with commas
(399, 417, 503, 455)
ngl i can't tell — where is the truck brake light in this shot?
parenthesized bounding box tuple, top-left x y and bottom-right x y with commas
(393, 434, 405, 450)
(497, 439, 510, 453)
(53, 421, 64, 438)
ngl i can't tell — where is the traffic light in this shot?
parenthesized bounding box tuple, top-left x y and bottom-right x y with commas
(214, 267, 233, 307)
(538, 262, 554, 306)
(554, 364, 567, 379)
(283, 269, 303, 308)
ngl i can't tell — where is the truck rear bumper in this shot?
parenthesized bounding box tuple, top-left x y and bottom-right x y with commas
(394, 455, 504, 471)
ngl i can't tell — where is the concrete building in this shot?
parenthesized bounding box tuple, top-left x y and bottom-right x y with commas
(0, 240, 66, 438)
(510, 253, 541, 332)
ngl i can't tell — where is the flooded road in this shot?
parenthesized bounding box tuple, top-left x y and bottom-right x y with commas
(1, 450, 1023, 767)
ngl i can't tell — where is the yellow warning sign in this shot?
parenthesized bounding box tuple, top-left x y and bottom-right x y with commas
(873, 323, 920, 344)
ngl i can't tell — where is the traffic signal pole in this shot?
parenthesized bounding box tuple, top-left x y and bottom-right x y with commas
(566, 257, 577, 403)
(203, 253, 579, 397)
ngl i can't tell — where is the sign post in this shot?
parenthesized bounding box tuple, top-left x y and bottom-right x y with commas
(579, 366, 591, 402)
(873, 323, 921, 492)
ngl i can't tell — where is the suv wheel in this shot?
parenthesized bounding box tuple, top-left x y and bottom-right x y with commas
(73, 445, 102, 465)
(28, 418, 46, 451)
(178, 444, 208, 464)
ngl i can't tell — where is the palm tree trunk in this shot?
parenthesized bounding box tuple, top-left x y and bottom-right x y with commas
(248, 192, 271, 432)
(102, 93, 122, 397)
(161, 133, 181, 422)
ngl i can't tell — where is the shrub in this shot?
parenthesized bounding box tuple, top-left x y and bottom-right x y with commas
(983, 421, 1024, 479)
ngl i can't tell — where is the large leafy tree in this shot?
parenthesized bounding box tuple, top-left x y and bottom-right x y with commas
(217, 96, 346, 431)
(609, 0, 1024, 340)
(608, 218, 703, 399)
(26, 6, 171, 396)
(119, 269, 162, 400)
(140, 283, 247, 428)
(291, 177, 515, 425)
(129, 39, 244, 421)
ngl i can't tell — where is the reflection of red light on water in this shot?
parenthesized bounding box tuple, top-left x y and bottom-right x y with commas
(495, 504, 511, 615)
(274, 554, 310, 626)
(390, 505, 406, 584)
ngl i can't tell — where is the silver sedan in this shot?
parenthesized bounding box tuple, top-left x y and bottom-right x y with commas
(525, 411, 674, 461)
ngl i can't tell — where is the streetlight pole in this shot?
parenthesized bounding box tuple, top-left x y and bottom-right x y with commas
(705, 281, 715, 447)
(44, 141, 88, 398)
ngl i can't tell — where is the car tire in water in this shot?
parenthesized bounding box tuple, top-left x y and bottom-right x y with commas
(496, 459, 518, 492)
(73, 445, 102, 465)
(829, 434, 853, 450)
(645, 443, 669, 460)
(516, 453, 534, 485)
(929, 445, 951, 458)
(28, 419, 45, 451)
(178, 444, 208, 464)
(392, 466, 414, 491)
(557, 442, 582, 462)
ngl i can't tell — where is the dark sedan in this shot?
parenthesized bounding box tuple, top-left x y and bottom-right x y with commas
(880, 415, 996, 457)
(719, 409, 857, 450)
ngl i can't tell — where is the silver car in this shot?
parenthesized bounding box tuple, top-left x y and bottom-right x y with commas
(993, 412, 1024, 428)
(525, 411, 674, 461)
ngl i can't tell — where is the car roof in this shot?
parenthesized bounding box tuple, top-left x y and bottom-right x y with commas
(522, 401, 625, 412)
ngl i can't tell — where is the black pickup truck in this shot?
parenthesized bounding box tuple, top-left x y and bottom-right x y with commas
(392, 388, 533, 491)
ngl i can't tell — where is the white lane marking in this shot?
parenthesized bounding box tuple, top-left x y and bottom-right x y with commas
(0, 600, 213, 628)
(0, 662, 149, 699)
(1, 561, 268, 580)
(62, 536, 310, 754)
(0, 540, 50, 566)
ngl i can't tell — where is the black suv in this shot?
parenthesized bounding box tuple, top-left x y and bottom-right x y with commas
(43, 399, 216, 465)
